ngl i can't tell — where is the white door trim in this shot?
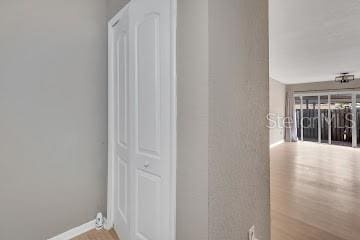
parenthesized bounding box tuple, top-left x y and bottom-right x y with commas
(106, 2, 177, 240)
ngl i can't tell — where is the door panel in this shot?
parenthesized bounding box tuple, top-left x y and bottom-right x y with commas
(135, 170, 161, 240)
(136, 14, 161, 157)
(330, 94, 353, 146)
(320, 96, 329, 144)
(111, 1, 174, 239)
(301, 96, 319, 142)
(129, 0, 172, 239)
(357, 95, 360, 147)
(117, 33, 128, 148)
(117, 157, 128, 221)
(112, 7, 131, 239)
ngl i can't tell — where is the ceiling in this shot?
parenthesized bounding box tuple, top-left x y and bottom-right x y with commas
(270, 0, 360, 84)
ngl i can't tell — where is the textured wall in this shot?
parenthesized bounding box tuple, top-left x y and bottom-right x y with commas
(269, 78, 285, 145)
(107, 0, 129, 20)
(0, 1, 108, 239)
(208, 0, 270, 239)
(176, 0, 209, 239)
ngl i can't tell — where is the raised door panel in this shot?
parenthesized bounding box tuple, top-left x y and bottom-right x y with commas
(116, 33, 128, 149)
(136, 14, 161, 158)
(135, 170, 161, 240)
(115, 28, 130, 224)
(117, 157, 128, 222)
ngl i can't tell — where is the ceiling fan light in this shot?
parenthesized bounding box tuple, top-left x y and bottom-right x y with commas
(344, 74, 355, 81)
(335, 76, 343, 81)
(335, 73, 355, 83)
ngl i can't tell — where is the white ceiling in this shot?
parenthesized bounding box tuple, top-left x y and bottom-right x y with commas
(270, 0, 360, 84)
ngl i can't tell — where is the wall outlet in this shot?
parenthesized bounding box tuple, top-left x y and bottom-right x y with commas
(249, 225, 257, 240)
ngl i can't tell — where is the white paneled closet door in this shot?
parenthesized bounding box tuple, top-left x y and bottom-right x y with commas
(111, 6, 131, 240)
(129, 0, 173, 240)
(109, 1, 176, 240)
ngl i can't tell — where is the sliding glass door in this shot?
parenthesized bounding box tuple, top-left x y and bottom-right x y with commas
(295, 96, 302, 140)
(330, 94, 353, 146)
(357, 95, 360, 147)
(320, 95, 329, 143)
(302, 96, 319, 142)
(294, 91, 360, 147)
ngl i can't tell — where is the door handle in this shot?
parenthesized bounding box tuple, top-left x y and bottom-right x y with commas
(144, 161, 150, 168)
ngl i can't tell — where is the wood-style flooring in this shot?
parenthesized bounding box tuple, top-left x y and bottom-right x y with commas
(74, 142, 360, 240)
(72, 229, 119, 240)
(271, 142, 360, 240)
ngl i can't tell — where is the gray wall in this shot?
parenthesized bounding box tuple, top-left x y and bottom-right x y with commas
(208, 0, 270, 239)
(107, 0, 129, 20)
(176, 0, 209, 239)
(0, 1, 271, 240)
(0, 1, 108, 239)
(287, 80, 360, 93)
(269, 78, 285, 145)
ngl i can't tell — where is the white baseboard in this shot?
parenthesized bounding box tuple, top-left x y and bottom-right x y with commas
(270, 139, 284, 148)
(104, 219, 113, 230)
(47, 220, 95, 240)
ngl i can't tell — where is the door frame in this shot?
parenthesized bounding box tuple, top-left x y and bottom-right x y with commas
(106, 2, 177, 240)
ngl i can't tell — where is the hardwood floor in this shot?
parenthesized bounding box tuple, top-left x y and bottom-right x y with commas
(271, 142, 360, 240)
(72, 229, 119, 240)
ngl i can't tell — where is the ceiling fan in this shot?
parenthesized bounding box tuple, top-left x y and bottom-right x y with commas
(334, 72, 359, 83)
